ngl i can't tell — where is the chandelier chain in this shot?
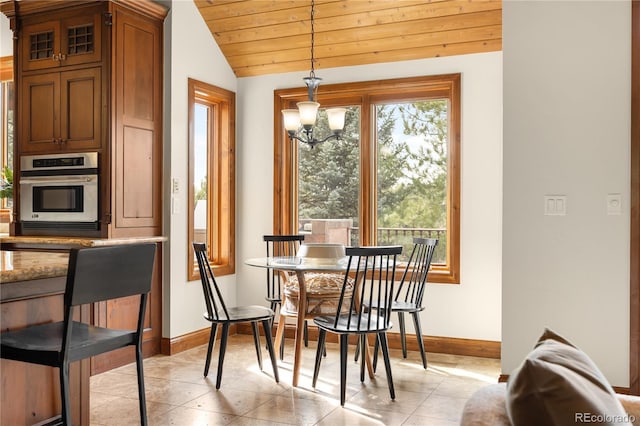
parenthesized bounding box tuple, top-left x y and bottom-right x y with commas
(309, 0, 315, 79)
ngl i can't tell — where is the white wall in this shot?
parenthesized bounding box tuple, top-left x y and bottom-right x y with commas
(236, 52, 503, 342)
(164, 0, 238, 338)
(502, 1, 631, 387)
(0, 13, 10, 56)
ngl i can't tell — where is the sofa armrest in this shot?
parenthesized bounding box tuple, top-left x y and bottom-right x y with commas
(460, 383, 510, 426)
(461, 383, 640, 426)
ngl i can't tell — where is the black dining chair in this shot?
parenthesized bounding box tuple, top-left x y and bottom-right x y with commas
(372, 237, 439, 370)
(263, 235, 305, 314)
(263, 234, 313, 358)
(312, 245, 402, 406)
(0, 243, 157, 426)
(193, 242, 279, 389)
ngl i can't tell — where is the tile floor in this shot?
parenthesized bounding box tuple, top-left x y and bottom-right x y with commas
(90, 334, 501, 426)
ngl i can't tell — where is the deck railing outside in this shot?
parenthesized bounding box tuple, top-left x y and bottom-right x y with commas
(299, 219, 446, 264)
(350, 227, 447, 263)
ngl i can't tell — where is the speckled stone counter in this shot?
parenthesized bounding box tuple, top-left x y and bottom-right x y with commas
(0, 234, 166, 296)
(1, 235, 167, 251)
(1, 250, 69, 283)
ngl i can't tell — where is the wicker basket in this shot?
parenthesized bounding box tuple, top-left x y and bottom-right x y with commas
(283, 273, 354, 317)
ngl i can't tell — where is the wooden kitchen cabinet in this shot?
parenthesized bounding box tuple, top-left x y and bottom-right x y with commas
(1, 0, 167, 406)
(19, 7, 102, 72)
(5, 0, 165, 237)
(110, 5, 163, 235)
(17, 4, 104, 154)
(20, 66, 102, 153)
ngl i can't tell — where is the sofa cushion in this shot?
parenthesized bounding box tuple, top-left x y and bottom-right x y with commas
(506, 328, 632, 426)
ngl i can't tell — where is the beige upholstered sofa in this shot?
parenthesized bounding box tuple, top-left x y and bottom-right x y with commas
(461, 383, 640, 426)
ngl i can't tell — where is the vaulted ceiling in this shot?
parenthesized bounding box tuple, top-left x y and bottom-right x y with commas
(194, 0, 502, 78)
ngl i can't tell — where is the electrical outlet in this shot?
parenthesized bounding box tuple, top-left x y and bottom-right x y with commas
(172, 178, 179, 194)
(607, 193, 622, 215)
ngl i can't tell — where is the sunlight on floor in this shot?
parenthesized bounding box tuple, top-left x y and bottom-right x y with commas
(90, 335, 501, 426)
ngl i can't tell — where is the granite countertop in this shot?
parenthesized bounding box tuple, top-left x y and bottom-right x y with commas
(1, 235, 167, 249)
(0, 235, 167, 284)
(1, 250, 69, 283)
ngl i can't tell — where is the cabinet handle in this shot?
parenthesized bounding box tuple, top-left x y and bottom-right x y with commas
(52, 53, 59, 61)
(60, 139, 67, 145)
(59, 53, 66, 61)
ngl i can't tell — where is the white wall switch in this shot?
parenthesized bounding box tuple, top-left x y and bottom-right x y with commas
(607, 193, 622, 215)
(544, 195, 567, 216)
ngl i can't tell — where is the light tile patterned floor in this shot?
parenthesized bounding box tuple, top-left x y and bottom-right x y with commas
(90, 334, 500, 426)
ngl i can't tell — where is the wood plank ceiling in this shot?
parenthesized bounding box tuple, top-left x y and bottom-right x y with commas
(194, 0, 502, 78)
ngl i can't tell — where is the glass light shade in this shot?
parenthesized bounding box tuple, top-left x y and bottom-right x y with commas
(282, 109, 300, 131)
(297, 101, 320, 126)
(326, 108, 347, 131)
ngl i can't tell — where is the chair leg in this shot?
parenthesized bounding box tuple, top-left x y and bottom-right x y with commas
(398, 312, 407, 358)
(136, 343, 149, 426)
(304, 321, 309, 347)
(60, 361, 71, 426)
(266, 302, 275, 350)
(354, 338, 360, 362)
(411, 312, 428, 369)
(204, 322, 218, 377)
(279, 331, 285, 360)
(215, 323, 230, 390)
(377, 332, 395, 401)
(359, 334, 366, 383)
(251, 321, 263, 371)
(274, 314, 286, 361)
(261, 319, 280, 383)
(267, 301, 279, 351)
(312, 329, 327, 388)
(339, 334, 349, 406)
(372, 334, 380, 373)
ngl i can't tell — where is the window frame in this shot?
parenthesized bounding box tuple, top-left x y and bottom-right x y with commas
(187, 78, 236, 280)
(1, 56, 13, 211)
(273, 74, 460, 284)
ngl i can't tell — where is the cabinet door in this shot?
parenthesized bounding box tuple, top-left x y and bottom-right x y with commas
(60, 67, 102, 150)
(19, 68, 101, 154)
(19, 73, 59, 153)
(21, 10, 102, 72)
(59, 11, 103, 68)
(20, 20, 61, 72)
(112, 9, 162, 231)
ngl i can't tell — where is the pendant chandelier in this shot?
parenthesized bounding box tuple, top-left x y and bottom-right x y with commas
(281, 0, 346, 148)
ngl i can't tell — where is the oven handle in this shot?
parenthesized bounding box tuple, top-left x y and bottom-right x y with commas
(20, 176, 97, 184)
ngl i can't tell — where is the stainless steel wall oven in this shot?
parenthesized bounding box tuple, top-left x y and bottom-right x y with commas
(19, 152, 99, 231)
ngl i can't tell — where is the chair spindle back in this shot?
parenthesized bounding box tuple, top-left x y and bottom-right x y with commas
(193, 242, 230, 321)
(335, 245, 403, 332)
(263, 235, 305, 303)
(395, 238, 438, 307)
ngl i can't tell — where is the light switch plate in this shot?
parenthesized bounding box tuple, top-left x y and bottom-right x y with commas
(544, 195, 567, 216)
(607, 193, 622, 215)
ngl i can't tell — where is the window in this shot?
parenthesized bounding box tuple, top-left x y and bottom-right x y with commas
(274, 75, 460, 283)
(0, 56, 14, 213)
(187, 78, 235, 280)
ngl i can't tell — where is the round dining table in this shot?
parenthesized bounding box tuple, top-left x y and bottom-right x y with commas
(245, 256, 375, 387)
